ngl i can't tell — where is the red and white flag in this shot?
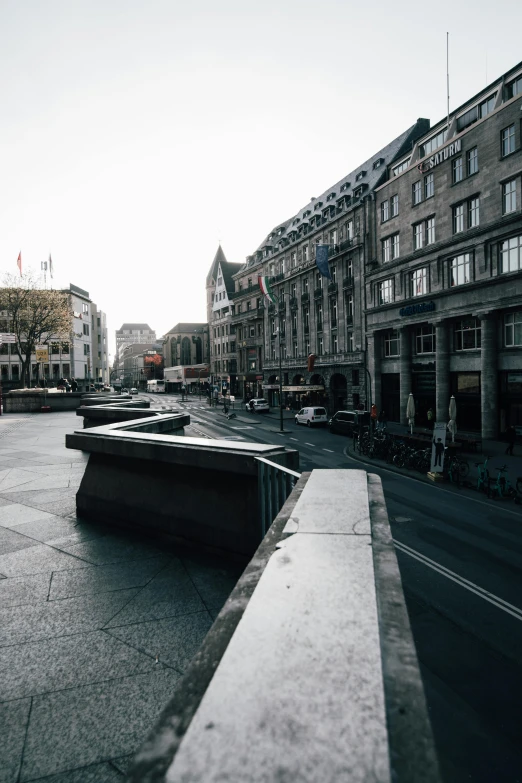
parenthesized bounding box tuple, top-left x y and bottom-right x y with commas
(17, 252, 22, 276)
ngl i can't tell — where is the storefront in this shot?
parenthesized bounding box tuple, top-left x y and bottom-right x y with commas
(412, 363, 436, 428)
(381, 373, 400, 423)
(499, 371, 522, 431)
(449, 372, 481, 432)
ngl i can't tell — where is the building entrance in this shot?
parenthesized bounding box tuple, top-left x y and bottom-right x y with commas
(381, 373, 400, 423)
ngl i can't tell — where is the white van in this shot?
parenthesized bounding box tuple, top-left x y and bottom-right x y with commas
(295, 406, 328, 427)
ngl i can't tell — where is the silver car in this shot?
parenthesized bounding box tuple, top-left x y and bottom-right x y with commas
(245, 398, 270, 413)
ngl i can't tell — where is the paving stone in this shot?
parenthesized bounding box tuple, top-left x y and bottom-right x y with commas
(0, 543, 91, 579)
(0, 526, 40, 556)
(106, 611, 212, 673)
(0, 629, 158, 701)
(104, 560, 205, 627)
(0, 572, 52, 608)
(0, 504, 57, 528)
(0, 498, 14, 508)
(0, 491, 78, 518)
(0, 587, 140, 647)
(182, 553, 244, 610)
(6, 517, 90, 546)
(20, 668, 180, 781)
(0, 469, 43, 492)
(56, 535, 165, 566)
(0, 697, 31, 783)
(49, 556, 169, 601)
(109, 756, 134, 776)
(18, 761, 124, 782)
(3, 476, 72, 493)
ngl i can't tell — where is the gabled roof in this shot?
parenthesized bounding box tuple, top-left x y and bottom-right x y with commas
(164, 323, 208, 335)
(205, 245, 242, 292)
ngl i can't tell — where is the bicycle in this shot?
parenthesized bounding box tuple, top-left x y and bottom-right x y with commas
(490, 465, 519, 501)
(443, 450, 469, 485)
(468, 454, 492, 496)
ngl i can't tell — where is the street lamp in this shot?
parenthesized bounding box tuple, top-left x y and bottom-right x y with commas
(277, 310, 285, 433)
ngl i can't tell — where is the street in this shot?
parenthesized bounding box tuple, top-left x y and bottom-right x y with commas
(148, 393, 522, 782)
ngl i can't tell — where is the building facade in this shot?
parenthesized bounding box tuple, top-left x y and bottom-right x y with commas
(366, 61, 522, 437)
(163, 323, 209, 373)
(115, 323, 156, 369)
(121, 343, 163, 389)
(231, 119, 429, 409)
(91, 303, 109, 384)
(206, 246, 243, 394)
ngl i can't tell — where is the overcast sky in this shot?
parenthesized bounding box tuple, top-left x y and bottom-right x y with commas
(1, 0, 521, 358)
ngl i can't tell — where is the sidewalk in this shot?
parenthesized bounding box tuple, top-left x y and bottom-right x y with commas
(0, 411, 244, 782)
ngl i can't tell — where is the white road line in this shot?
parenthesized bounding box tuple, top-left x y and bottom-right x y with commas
(393, 538, 522, 622)
(305, 442, 315, 447)
(290, 438, 299, 441)
(323, 448, 334, 453)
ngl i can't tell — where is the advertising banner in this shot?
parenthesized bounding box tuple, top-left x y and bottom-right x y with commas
(35, 346, 49, 363)
(430, 422, 447, 473)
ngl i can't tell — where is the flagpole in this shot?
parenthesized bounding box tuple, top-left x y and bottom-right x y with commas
(278, 306, 284, 433)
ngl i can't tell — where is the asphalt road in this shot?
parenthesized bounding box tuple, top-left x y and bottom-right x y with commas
(147, 395, 522, 782)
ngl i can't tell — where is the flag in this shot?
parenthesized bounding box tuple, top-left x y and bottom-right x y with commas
(17, 252, 22, 276)
(258, 276, 277, 304)
(307, 353, 316, 372)
(49, 254, 53, 279)
(315, 245, 332, 280)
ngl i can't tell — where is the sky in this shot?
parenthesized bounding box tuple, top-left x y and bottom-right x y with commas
(1, 0, 521, 360)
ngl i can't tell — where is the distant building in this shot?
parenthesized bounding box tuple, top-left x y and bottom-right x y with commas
(90, 303, 109, 385)
(206, 246, 242, 394)
(121, 342, 163, 389)
(115, 323, 156, 367)
(163, 323, 209, 369)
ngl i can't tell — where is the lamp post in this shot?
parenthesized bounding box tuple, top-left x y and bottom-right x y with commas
(278, 311, 284, 433)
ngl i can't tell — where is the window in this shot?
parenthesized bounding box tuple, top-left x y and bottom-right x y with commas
(450, 253, 471, 286)
(331, 265, 337, 283)
(503, 180, 517, 214)
(505, 312, 522, 347)
(411, 267, 428, 297)
(345, 220, 353, 240)
(352, 369, 359, 385)
(303, 245, 309, 261)
(412, 181, 422, 205)
(392, 234, 400, 259)
(424, 173, 434, 199)
(378, 279, 393, 305)
(500, 234, 522, 273)
(381, 201, 389, 222)
(502, 125, 515, 157)
(426, 217, 435, 245)
(453, 204, 465, 233)
(83, 344, 90, 355)
(468, 197, 480, 228)
(316, 303, 323, 330)
(332, 334, 338, 353)
(452, 157, 463, 184)
(384, 330, 399, 357)
(330, 299, 337, 326)
(455, 319, 481, 350)
(506, 75, 522, 99)
(415, 325, 436, 354)
(420, 129, 447, 158)
(392, 159, 410, 176)
(347, 332, 354, 352)
(346, 294, 354, 318)
(82, 303, 89, 314)
(413, 223, 423, 250)
(391, 194, 399, 217)
(346, 256, 353, 278)
(382, 234, 399, 262)
(467, 147, 478, 176)
(303, 277, 309, 293)
(318, 337, 324, 355)
(291, 252, 297, 267)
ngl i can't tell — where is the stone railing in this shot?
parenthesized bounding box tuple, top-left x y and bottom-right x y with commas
(129, 469, 440, 782)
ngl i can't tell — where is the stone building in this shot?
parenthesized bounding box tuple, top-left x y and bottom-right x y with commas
(231, 119, 429, 409)
(90, 304, 109, 385)
(163, 323, 209, 370)
(206, 246, 243, 394)
(115, 323, 156, 370)
(366, 60, 522, 437)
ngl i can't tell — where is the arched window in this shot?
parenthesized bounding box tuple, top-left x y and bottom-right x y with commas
(181, 337, 191, 365)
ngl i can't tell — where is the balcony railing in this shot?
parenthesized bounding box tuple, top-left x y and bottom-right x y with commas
(289, 297, 298, 310)
(316, 322, 323, 333)
(328, 282, 338, 294)
(343, 276, 354, 289)
(262, 351, 363, 371)
(314, 287, 323, 299)
(304, 324, 310, 334)
(301, 292, 309, 303)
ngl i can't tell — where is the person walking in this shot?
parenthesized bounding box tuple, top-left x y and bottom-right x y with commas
(377, 410, 387, 432)
(427, 407, 434, 430)
(71, 378, 78, 392)
(370, 403, 378, 433)
(505, 424, 516, 456)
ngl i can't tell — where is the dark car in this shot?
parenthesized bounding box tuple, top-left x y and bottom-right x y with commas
(328, 410, 370, 436)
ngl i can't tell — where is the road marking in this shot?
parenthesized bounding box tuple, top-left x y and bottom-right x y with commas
(290, 438, 299, 442)
(394, 538, 522, 622)
(230, 426, 254, 430)
(305, 442, 315, 447)
(323, 448, 334, 453)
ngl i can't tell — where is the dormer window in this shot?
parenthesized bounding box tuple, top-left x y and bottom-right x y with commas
(313, 201, 323, 211)
(353, 187, 363, 199)
(355, 171, 366, 182)
(373, 158, 384, 169)
(326, 192, 336, 201)
(340, 182, 351, 192)
(303, 210, 311, 218)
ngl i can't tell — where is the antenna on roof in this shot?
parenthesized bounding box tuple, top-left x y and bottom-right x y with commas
(446, 32, 450, 132)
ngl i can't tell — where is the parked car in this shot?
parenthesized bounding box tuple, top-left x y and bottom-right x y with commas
(328, 410, 370, 435)
(295, 406, 328, 427)
(130, 388, 138, 395)
(245, 398, 270, 413)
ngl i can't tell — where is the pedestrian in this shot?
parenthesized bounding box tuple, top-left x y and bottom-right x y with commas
(249, 398, 255, 413)
(505, 424, 516, 456)
(377, 410, 387, 432)
(427, 407, 434, 430)
(71, 378, 78, 392)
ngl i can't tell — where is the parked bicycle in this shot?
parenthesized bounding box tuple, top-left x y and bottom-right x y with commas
(490, 464, 519, 501)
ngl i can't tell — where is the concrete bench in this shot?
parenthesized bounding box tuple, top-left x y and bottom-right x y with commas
(129, 469, 440, 783)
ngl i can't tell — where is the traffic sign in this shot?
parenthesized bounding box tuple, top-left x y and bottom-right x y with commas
(0, 333, 16, 343)
(35, 346, 49, 362)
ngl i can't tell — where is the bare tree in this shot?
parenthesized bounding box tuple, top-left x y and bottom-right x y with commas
(0, 273, 73, 388)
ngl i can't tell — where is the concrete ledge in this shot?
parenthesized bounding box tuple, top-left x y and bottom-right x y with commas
(66, 419, 298, 557)
(129, 470, 440, 783)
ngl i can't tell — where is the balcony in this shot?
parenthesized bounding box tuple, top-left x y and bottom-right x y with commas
(278, 300, 286, 312)
(301, 292, 309, 303)
(345, 315, 354, 325)
(328, 282, 338, 294)
(304, 324, 310, 335)
(316, 322, 323, 333)
(314, 287, 323, 299)
(331, 317, 337, 328)
(289, 297, 298, 310)
(343, 276, 354, 289)
(262, 350, 364, 371)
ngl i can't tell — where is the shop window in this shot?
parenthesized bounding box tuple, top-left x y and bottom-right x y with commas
(456, 373, 481, 395)
(454, 318, 481, 350)
(505, 311, 522, 347)
(384, 330, 399, 357)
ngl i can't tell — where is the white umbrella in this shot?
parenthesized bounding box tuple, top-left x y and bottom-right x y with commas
(406, 393, 415, 434)
(449, 396, 457, 442)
